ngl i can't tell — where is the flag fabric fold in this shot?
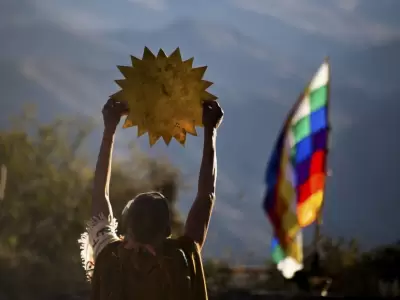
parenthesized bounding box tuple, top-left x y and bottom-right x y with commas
(263, 60, 330, 279)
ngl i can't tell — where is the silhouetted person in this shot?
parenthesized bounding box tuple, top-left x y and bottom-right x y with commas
(79, 99, 224, 300)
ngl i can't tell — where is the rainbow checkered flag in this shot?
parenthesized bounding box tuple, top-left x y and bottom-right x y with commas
(263, 59, 330, 278)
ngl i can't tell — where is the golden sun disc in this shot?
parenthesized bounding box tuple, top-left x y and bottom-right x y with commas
(111, 47, 217, 146)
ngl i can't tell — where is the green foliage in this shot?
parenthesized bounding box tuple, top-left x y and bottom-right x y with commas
(0, 108, 183, 300)
(260, 235, 400, 296)
(263, 260, 286, 291)
(203, 259, 233, 293)
(1, 107, 399, 299)
(319, 236, 360, 275)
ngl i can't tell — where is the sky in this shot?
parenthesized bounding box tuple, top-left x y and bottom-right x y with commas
(1, 0, 400, 262)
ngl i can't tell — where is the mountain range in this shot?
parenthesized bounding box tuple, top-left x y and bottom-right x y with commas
(1, 4, 399, 263)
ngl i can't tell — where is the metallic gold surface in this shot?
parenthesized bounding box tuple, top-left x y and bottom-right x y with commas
(111, 47, 217, 146)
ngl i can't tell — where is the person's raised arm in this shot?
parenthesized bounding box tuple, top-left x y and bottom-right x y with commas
(92, 99, 128, 218)
(184, 101, 224, 251)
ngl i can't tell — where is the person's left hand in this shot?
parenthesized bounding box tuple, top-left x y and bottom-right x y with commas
(102, 99, 129, 132)
(202, 101, 224, 130)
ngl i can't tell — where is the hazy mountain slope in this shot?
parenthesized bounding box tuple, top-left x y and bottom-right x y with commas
(1, 11, 399, 262)
(325, 96, 400, 246)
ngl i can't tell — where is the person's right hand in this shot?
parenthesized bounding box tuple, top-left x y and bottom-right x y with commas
(102, 99, 129, 132)
(202, 101, 224, 130)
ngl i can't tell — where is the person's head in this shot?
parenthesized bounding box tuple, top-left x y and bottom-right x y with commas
(121, 192, 171, 246)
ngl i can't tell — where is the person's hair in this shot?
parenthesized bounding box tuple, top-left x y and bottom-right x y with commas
(121, 192, 171, 244)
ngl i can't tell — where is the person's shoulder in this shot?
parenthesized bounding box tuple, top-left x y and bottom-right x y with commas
(91, 241, 123, 289)
(98, 240, 122, 256)
(165, 235, 200, 254)
(96, 240, 123, 267)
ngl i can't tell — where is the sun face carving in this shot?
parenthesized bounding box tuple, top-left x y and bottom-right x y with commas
(111, 47, 217, 146)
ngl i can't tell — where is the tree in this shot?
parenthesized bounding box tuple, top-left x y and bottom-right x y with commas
(311, 236, 400, 296)
(318, 236, 360, 275)
(203, 259, 233, 294)
(0, 107, 183, 300)
(262, 236, 362, 294)
(263, 260, 286, 291)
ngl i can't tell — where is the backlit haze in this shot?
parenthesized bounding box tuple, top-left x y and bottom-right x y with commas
(1, 0, 399, 263)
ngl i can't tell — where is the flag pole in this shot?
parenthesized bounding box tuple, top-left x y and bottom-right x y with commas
(313, 57, 331, 253)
